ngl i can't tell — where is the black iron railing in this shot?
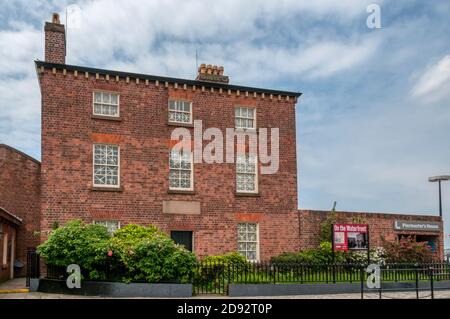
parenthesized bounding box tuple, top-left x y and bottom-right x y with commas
(26, 249, 450, 296)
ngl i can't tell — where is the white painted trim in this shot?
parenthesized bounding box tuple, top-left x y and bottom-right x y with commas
(92, 144, 121, 188)
(235, 106, 257, 130)
(236, 154, 259, 194)
(168, 100, 193, 125)
(169, 151, 194, 191)
(92, 90, 120, 118)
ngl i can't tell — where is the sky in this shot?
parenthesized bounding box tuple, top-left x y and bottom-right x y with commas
(0, 0, 449, 247)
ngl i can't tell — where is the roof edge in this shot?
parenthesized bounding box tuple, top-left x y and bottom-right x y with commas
(298, 209, 442, 221)
(35, 60, 302, 98)
(0, 144, 40, 165)
(0, 207, 23, 225)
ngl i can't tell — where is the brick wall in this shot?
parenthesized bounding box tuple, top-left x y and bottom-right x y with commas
(44, 21, 65, 64)
(38, 68, 300, 260)
(298, 209, 444, 258)
(0, 145, 41, 276)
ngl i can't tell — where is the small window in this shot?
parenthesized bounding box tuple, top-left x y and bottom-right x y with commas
(93, 91, 119, 117)
(237, 223, 259, 261)
(171, 231, 193, 252)
(93, 220, 120, 234)
(169, 149, 193, 190)
(235, 106, 256, 129)
(236, 153, 258, 193)
(93, 144, 120, 187)
(168, 100, 192, 124)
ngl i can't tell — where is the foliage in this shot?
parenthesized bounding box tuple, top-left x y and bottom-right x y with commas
(271, 242, 347, 265)
(351, 215, 365, 224)
(37, 220, 110, 279)
(38, 221, 197, 283)
(196, 252, 249, 286)
(109, 224, 197, 283)
(319, 201, 338, 243)
(345, 247, 386, 264)
(381, 236, 435, 263)
(202, 252, 248, 267)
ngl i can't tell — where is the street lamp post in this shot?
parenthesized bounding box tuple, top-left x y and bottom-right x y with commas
(428, 175, 450, 217)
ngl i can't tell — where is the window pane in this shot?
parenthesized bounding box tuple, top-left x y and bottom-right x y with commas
(94, 92, 102, 103)
(169, 150, 192, 190)
(168, 100, 192, 123)
(93, 91, 119, 116)
(110, 94, 118, 105)
(94, 145, 119, 186)
(237, 223, 258, 261)
(102, 92, 110, 103)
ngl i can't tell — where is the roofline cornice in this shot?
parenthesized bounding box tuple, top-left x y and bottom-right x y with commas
(34, 60, 302, 99)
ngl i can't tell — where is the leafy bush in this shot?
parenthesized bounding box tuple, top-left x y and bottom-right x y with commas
(202, 252, 248, 266)
(110, 224, 197, 283)
(37, 220, 110, 279)
(197, 252, 249, 285)
(345, 247, 386, 264)
(271, 242, 347, 265)
(381, 236, 435, 263)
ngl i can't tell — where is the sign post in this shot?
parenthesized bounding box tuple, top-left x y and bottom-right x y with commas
(333, 224, 370, 262)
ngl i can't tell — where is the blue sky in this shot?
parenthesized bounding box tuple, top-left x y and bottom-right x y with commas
(0, 0, 449, 247)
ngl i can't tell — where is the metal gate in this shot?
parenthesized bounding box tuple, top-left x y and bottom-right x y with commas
(26, 247, 40, 287)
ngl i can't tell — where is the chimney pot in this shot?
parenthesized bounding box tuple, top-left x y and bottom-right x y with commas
(195, 63, 229, 84)
(52, 13, 60, 24)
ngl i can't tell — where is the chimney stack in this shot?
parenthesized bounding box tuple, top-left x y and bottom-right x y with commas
(44, 13, 66, 64)
(196, 64, 229, 84)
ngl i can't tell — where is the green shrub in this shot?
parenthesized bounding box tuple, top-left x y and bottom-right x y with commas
(202, 252, 248, 266)
(110, 224, 197, 283)
(271, 242, 346, 265)
(37, 220, 111, 279)
(197, 252, 249, 286)
(381, 236, 435, 263)
(345, 247, 386, 264)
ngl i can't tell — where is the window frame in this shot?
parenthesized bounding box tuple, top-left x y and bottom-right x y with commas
(237, 223, 260, 262)
(93, 220, 121, 234)
(168, 99, 193, 125)
(2, 233, 7, 267)
(169, 149, 194, 191)
(170, 230, 194, 252)
(92, 91, 120, 118)
(235, 106, 257, 130)
(92, 144, 121, 189)
(236, 153, 259, 194)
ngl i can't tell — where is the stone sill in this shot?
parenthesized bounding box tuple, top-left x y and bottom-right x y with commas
(91, 114, 122, 121)
(235, 192, 260, 197)
(91, 186, 124, 192)
(167, 189, 196, 195)
(167, 122, 194, 128)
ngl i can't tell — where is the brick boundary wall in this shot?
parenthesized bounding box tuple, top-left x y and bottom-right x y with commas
(298, 209, 444, 259)
(0, 144, 41, 276)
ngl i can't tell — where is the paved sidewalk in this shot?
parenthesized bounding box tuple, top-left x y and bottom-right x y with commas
(0, 278, 28, 293)
(1, 290, 449, 299)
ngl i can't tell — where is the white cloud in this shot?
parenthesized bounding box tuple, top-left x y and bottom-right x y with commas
(411, 54, 450, 99)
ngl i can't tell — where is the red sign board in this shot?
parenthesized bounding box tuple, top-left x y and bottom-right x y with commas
(333, 224, 369, 251)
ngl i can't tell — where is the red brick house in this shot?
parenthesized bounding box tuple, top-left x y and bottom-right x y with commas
(0, 14, 444, 278)
(36, 13, 301, 261)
